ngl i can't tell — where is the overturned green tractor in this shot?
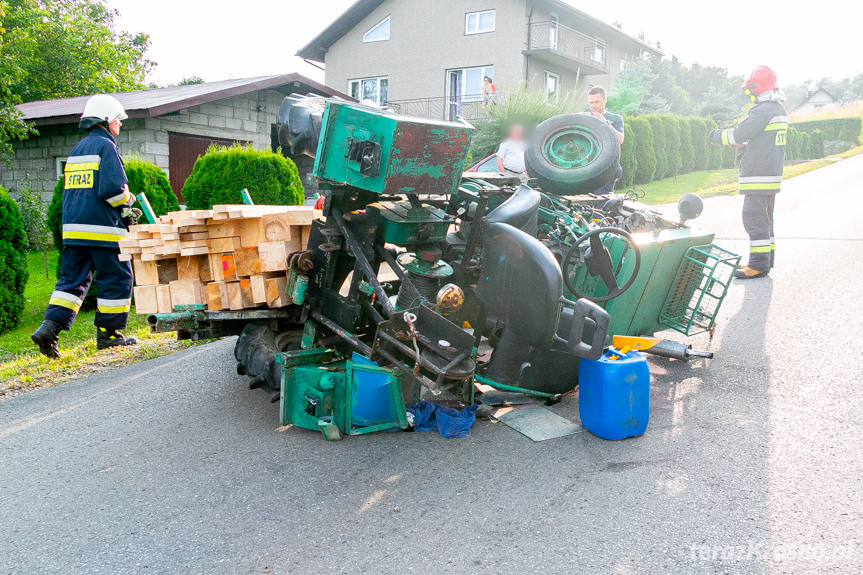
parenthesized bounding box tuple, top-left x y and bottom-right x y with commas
(148, 95, 738, 439)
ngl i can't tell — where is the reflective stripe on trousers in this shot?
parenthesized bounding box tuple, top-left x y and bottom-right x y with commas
(741, 194, 776, 271)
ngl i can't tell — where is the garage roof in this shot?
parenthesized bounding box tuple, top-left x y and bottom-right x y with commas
(17, 73, 350, 126)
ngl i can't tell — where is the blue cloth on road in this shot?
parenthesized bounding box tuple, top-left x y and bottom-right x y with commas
(407, 401, 477, 438)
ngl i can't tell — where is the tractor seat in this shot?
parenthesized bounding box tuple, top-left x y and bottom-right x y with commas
(476, 222, 609, 386)
(483, 185, 541, 236)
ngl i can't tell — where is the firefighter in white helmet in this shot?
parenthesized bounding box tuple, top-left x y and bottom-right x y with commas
(31, 94, 140, 358)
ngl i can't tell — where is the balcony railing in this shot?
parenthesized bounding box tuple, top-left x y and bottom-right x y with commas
(388, 93, 505, 122)
(527, 21, 607, 69)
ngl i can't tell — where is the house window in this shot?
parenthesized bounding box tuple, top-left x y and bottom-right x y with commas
(363, 15, 390, 43)
(348, 77, 389, 106)
(55, 158, 67, 179)
(447, 65, 494, 103)
(465, 10, 495, 35)
(592, 40, 606, 64)
(544, 72, 560, 104)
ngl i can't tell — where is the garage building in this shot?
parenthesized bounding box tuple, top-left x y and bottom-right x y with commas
(2, 74, 350, 203)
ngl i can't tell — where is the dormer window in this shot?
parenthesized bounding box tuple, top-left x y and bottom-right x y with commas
(363, 16, 390, 43)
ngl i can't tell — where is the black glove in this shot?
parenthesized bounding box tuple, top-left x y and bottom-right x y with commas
(707, 129, 722, 145)
(121, 207, 142, 226)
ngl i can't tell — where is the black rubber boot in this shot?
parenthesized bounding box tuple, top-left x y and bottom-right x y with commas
(31, 319, 63, 359)
(733, 266, 769, 280)
(96, 327, 138, 350)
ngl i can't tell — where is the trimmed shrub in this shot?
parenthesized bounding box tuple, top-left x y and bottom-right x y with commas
(661, 115, 682, 179)
(792, 117, 861, 144)
(47, 177, 64, 250)
(645, 116, 667, 180)
(679, 117, 695, 174)
(126, 158, 180, 215)
(182, 144, 304, 210)
(618, 117, 637, 189)
(690, 117, 709, 171)
(629, 117, 656, 185)
(809, 129, 825, 159)
(0, 187, 30, 334)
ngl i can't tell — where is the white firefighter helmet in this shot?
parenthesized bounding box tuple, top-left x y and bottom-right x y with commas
(80, 94, 128, 128)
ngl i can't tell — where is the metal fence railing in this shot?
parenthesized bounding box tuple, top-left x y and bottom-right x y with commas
(528, 21, 607, 69)
(388, 93, 505, 122)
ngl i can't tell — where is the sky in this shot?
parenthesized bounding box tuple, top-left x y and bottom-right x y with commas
(108, 0, 861, 88)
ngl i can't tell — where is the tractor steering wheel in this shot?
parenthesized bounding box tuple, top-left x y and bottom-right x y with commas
(561, 227, 641, 303)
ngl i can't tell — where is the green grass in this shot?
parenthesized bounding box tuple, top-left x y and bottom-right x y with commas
(628, 144, 863, 205)
(783, 144, 863, 179)
(0, 251, 196, 398)
(626, 169, 739, 205)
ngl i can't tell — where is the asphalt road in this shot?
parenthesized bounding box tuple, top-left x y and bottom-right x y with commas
(2, 156, 862, 575)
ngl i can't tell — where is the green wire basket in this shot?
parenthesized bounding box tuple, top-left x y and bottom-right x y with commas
(660, 244, 741, 336)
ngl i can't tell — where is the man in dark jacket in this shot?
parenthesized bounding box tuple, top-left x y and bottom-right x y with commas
(709, 66, 787, 279)
(31, 94, 139, 358)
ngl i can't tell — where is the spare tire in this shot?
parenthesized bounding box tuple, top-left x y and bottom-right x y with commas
(525, 113, 620, 194)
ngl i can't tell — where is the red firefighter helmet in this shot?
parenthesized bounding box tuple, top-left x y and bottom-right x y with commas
(743, 66, 778, 101)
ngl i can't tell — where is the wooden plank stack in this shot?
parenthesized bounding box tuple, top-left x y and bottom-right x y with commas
(121, 205, 320, 314)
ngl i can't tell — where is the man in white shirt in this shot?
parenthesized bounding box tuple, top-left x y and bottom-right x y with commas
(496, 124, 528, 183)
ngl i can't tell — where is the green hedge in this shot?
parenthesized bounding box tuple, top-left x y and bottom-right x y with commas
(679, 117, 695, 174)
(792, 117, 862, 143)
(809, 129, 825, 159)
(628, 117, 656, 185)
(182, 144, 304, 210)
(0, 188, 30, 334)
(646, 116, 667, 182)
(47, 158, 179, 311)
(661, 115, 682, 179)
(690, 117, 709, 171)
(618, 122, 637, 189)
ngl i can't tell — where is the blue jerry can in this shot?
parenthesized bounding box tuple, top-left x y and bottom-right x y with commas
(578, 349, 650, 440)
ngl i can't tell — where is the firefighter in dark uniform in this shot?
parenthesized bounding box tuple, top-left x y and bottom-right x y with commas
(709, 65, 788, 279)
(31, 94, 140, 358)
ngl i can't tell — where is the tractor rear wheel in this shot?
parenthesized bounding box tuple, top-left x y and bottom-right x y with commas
(525, 113, 620, 194)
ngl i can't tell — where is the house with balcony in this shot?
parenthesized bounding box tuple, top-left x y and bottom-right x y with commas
(296, 0, 662, 120)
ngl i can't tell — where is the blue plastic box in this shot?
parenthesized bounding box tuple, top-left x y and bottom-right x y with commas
(578, 349, 650, 440)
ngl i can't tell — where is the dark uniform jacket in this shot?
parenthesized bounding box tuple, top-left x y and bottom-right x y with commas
(710, 100, 788, 195)
(62, 125, 133, 247)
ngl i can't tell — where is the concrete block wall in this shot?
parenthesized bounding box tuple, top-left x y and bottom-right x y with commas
(0, 88, 289, 204)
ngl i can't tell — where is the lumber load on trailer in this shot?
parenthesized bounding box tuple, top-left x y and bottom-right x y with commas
(119, 205, 321, 313)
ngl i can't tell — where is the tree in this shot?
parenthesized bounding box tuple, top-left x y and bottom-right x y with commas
(689, 117, 709, 171)
(2, 0, 153, 103)
(607, 59, 655, 115)
(0, 1, 34, 160)
(178, 76, 205, 85)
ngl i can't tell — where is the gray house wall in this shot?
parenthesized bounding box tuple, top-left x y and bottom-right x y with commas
(1, 89, 289, 204)
(322, 0, 656, 106)
(325, 0, 528, 102)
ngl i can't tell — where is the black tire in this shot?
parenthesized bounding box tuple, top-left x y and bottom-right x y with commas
(525, 113, 620, 194)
